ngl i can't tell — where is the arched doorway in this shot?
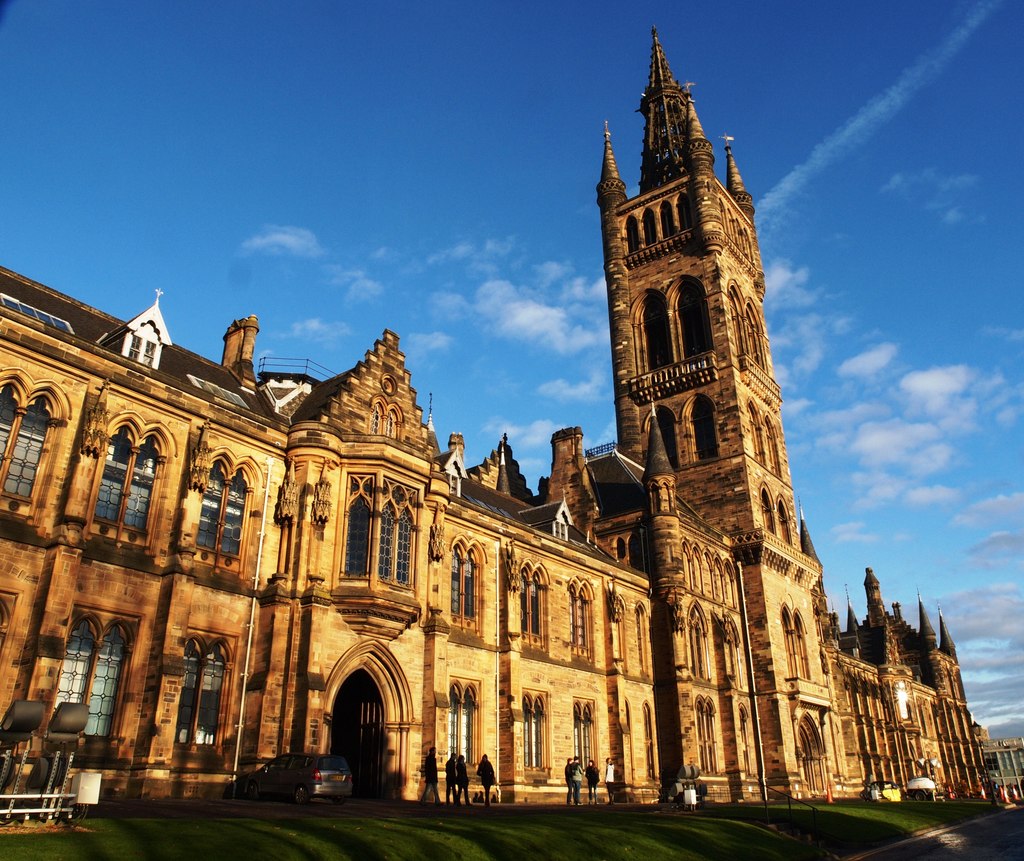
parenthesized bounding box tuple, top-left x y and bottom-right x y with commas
(332, 670, 385, 798)
(797, 716, 825, 794)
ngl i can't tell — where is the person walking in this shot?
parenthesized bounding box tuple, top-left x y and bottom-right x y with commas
(456, 754, 470, 806)
(604, 757, 616, 804)
(564, 757, 574, 805)
(419, 746, 441, 805)
(570, 756, 584, 805)
(585, 759, 600, 804)
(445, 752, 458, 805)
(476, 754, 496, 807)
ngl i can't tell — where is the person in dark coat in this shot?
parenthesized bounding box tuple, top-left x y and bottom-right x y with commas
(445, 752, 458, 805)
(476, 754, 496, 807)
(419, 746, 440, 805)
(585, 759, 600, 805)
(564, 758, 573, 805)
(456, 754, 470, 805)
(569, 756, 584, 805)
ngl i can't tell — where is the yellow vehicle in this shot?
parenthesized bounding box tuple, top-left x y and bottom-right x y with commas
(861, 780, 903, 802)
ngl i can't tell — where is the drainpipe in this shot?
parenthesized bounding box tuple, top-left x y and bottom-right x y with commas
(736, 561, 768, 807)
(495, 537, 501, 802)
(230, 455, 275, 796)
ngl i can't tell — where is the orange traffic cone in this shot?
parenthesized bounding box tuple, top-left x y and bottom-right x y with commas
(826, 783, 834, 804)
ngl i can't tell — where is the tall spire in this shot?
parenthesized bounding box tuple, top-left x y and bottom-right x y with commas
(598, 122, 626, 195)
(938, 608, 957, 658)
(723, 138, 755, 221)
(798, 505, 820, 563)
(846, 599, 859, 635)
(864, 566, 885, 627)
(496, 434, 511, 495)
(643, 406, 672, 482)
(918, 595, 937, 650)
(639, 27, 689, 193)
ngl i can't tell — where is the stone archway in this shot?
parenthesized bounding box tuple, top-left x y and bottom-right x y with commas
(797, 715, 825, 794)
(327, 644, 414, 800)
(332, 669, 385, 798)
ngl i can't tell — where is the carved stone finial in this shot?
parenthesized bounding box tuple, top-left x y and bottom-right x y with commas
(274, 459, 300, 525)
(667, 588, 686, 635)
(187, 424, 213, 492)
(80, 381, 109, 458)
(428, 524, 446, 563)
(310, 470, 332, 526)
(504, 540, 520, 593)
(606, 582, 625, 622)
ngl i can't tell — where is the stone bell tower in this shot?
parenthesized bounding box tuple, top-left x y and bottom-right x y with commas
(598, 29, 833, 792)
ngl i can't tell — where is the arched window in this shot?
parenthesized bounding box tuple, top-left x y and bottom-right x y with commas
(0, 386, 51, 498)
(749, 405, 765, 463)
(448, 685, 476, 762)
(783, 607, 798, 678)
(643, 702, 656, 779)
(655, 406, 678, 468)
(95, 428, 159, 530)
(520, 569, 543, 640)
(377, 480, 415, 584)
(627, 532, 645, 572)
(777, 500, 792, 544)
(642, 209, 658, 246)
(660, 202, 676, 238)
(764, 422, 780, 473)
(695, 698, 717, 773)
(573, 702, 593, 762)
(523, 694, 545, 769)
(689, 609, 709, 679)
(794, 613, 811, 678)
(625, 216, 640, 254)
(55, 620, 128, 737)
(678, 282, 712, 357)
(744, 308, 765, 367)
(450, 546, 476, 621)
(343, 476, 373, 576)
(569, 583, 591, 655)
(761, 489, 776, 535)
(692, 397, 718, 460)
(635, 604, 649, 677)
(370, 403, 383, 434)
(197, 463, 247, 559)
(175, 640, 226, 745)
(642, 294, 672, 371)
(677, 195, 692, 230)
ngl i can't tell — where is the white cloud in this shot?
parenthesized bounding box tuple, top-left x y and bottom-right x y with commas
(764, 259, 816, 311)
(882, 168, 981, 223)
(966, 530, 1024, 570)
(758, 0, 1001, 238)
(538, 370, 607, 403)
(404, 331, 452, 357)
(850, 419, 951, 474)
(281, 318, 350, 345)
(838, 343, 898, 378)
(953, 492, 1024, 528)
(904, 484, 960, 506)
(324, 265, 385, 302)
(483, 417, 562, 449)
(899, 365, 976, 425)
(241, 225, 325, 258)
(831, 521, 879, 543)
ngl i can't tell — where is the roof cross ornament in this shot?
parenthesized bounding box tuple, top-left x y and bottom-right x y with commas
(720, 133, 735, 148)
(154, 288, 164, 302)
(683, 81, 695, 94)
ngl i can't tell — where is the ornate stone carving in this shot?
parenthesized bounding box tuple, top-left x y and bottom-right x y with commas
(310, 475, 332, 526)
(606, 582, 625, 622)
(274, 459, 300, 525)
(428, 524, 446, 563)
(667, 588, 686, 635)
(187, 424, 212, 492)
(504, 540, 520, 593)
(80, 382, 109, 458)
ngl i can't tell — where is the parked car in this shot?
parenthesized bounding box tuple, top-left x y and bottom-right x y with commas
(861, 780, 902, 802)
(906, 775, 938, 801)
(245, 753, 353, 804)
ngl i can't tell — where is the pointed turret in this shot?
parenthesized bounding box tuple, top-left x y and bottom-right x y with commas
(865, 567, 885, 627)
(846, 600, 859, 635)
(799, 507, 820, 563)
(643, 407, 673, 483)
(598, 122, 626, 197)
(939, 610, 957, 658)
(638, 28, 690, 192)
(919, 596, 937, 650)
(496, 434, 511, 495)
(724, 141, 755, 221)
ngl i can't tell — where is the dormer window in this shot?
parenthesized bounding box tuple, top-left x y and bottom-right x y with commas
(553, 518, 568, 541)
(101, 292, 172, 371)
(126, 328, 160, 367)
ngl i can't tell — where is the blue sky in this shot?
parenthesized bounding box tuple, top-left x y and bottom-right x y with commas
(1, 1, 1021, 736)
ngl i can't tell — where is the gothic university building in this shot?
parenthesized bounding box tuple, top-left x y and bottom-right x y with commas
(0, 32, 983, 801)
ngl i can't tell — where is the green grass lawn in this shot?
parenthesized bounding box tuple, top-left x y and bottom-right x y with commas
(0, 812, 824, 861)
(704, 799, 994, 845)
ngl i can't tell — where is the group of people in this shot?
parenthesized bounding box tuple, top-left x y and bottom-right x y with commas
(421, 748, 616, 807)
(419, 747, 496, 807)
(566, 756, 616, 805)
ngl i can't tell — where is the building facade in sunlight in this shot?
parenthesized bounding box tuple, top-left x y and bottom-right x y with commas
(0, 31, 982, 801)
